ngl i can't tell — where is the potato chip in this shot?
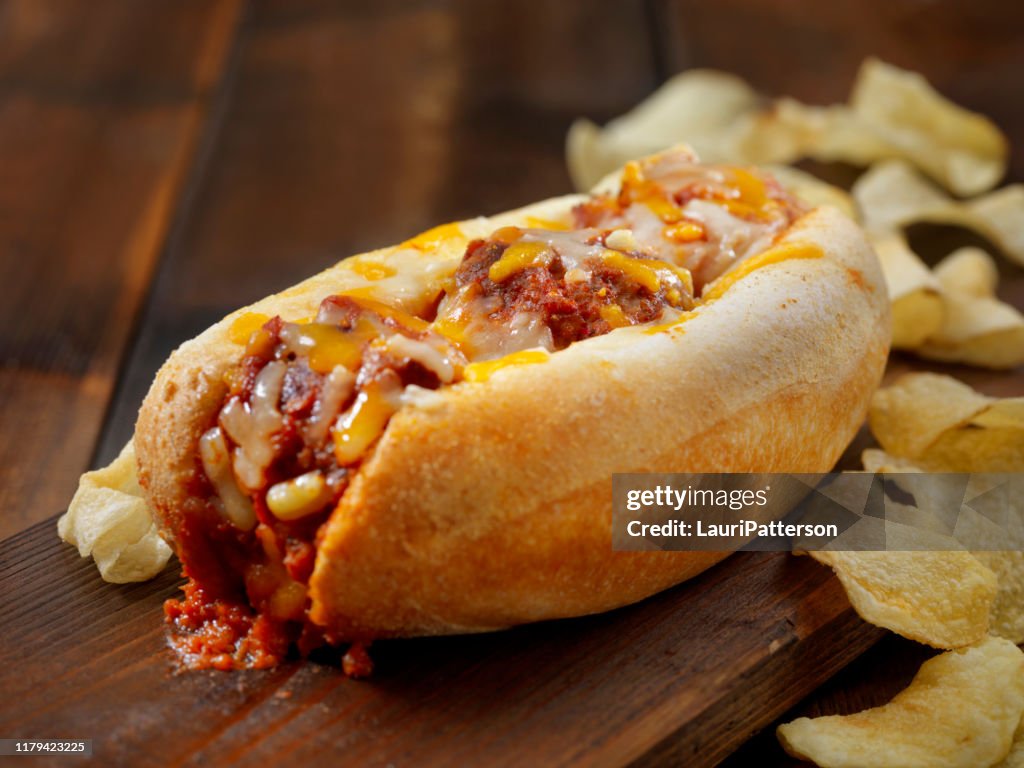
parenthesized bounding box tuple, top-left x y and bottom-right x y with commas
(849, 59, 1008, 196)
(881, 473, 972, 541)
(736, 98, 882, 168)
(568, 59, 1008, 196)
(868, 232, 943, 348)
(867, 375, 1024, 471)
(743, 60, 1007, 195)
(918, 290, 1024, 369)
(730, 61, 1008, 197)
(566, 69, 759, 190)
(869, 373, 993, 459)
(921, 399, 1024, 472)
(995, 721, 1024, 768)
(973, 552, 1024, 645)
(903, 246, 1024, 368)
(860, 448, 923, 474)
(861, 383, 1024, 648)
(876, 519, 966, 552)
(58, 442, 172, 583)
(777, 637, 1024, 768)
(809, 550, 995, 648)
(934, 246, 1000, 299)
(854, 161, 1024, 266)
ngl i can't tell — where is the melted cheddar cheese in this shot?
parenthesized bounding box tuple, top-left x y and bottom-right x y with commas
(462, 349, 550, 382)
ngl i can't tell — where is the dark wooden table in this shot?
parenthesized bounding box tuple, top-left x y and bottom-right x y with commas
(1, 1, 1022, 765)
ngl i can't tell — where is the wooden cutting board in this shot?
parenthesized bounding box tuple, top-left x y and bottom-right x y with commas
(0, 518, 881, 767)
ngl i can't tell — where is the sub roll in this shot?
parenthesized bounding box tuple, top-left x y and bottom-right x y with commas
(133, 148, 890, 672)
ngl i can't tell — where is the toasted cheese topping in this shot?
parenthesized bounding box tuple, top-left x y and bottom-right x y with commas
(179, 149, 821, 673)
(332, 382, 399, 465)
(199, 427, 256, 531)
(488, 241, 554, 283)
(403, 222, 464, 251)
(525, 215, 571, 231)
(207, 153, 810, 535)
(702, 242, 823, 302)
(279, 321, 373, 373)
(462, 348, 550, 382)
(348, 260, 397, 280)
(229, 313, 272, 345)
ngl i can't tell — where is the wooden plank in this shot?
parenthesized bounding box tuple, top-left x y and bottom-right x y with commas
(0, 520, 882, 767)
(0, 0, 245, 538)
(94, 0, 662, 464)
(721, 635, 935, 767)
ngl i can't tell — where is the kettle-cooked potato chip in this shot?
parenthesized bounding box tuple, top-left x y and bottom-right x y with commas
(778, 637, 1024, 768)
(860, 448, 924, 474)
(566, 69, 759, 190)
(743, 59, 1008, 196)
(854, 161, 1024, 267)
(862, 375, 1024, 648)
(849, 59, 1008, 197)
(869, 373, 993, 459)
(809, 550, 995, 648)
(736, 98, 884, 169)
(567, 59, 1009, 196)
(921, 399, 1024, 472)
(918, 291, 1024, 369)
(995, 721, 1024, 768)
(868, 374, 1024, 471)
(912, 247, 1024, 368)
(58, 442, 172, 583)
(974, 552, 1024, 645)
(934, 246, 1000, 299)
(868, 232, 944, 348)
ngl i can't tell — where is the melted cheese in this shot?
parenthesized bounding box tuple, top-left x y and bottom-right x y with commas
(525, 215, 570, 231)
(303, 365, 355, 446)
(382, 333, 461, 383)
(488, 241, 554, 283)
(199, 427, 256, 531)
(664, 222, 704, 243)
(341, 294, 431, 333)
(701, 241, 824, 302)
(348, 260, 397, 280)
(332, 383, 398, 465)
(462, 348, 550, 382)
(403, 222, 464, 251)
(228, 313, 271, 345)
(643, 308, 695, 335)
(599, 251, 661, 292)
(214, 154, 814, 495)
(221, 361, 287, 492)
(599, 303, 629, 328)
(279, 321, 373, 374)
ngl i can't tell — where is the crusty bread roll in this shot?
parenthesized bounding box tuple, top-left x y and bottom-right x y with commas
(134, 150, 889, 654)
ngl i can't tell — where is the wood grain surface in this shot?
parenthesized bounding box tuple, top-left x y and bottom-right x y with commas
(1, 1, 1022, 765)
(0, 0, 244, 539)
(0, 519, 882, 768)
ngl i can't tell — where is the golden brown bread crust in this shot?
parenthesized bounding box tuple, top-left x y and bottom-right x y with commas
(136, 196, 890, 640)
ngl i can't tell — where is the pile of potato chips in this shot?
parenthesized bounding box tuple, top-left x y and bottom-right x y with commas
(569, 59, 1005, 196)
(569, 60, 1024, 767)
(791, 374, 1024, 767)
(855, 163, 1024, 367)
(569, 58, 1024, 369)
